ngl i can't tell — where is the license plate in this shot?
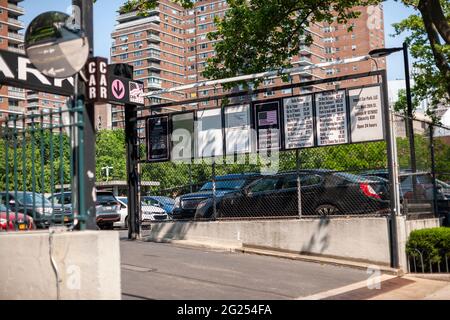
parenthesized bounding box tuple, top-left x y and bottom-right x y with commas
(18, 224, 26, 231)
(104, 207, 112, 211)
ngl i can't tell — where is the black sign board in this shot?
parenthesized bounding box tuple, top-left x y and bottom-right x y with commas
(86, 57, 108, 103)
(147, 116, 170, 162)
(107, 64, 145, 106)
(0, 49, 74, 96)
(254, 101, 281, 151)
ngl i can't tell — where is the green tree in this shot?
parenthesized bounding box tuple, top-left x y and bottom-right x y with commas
(96, 129, 127, 181)
(392, 0, 450, 122)
(120, 0, 449, 98)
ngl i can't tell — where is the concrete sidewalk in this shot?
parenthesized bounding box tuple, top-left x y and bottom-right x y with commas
(369, 276, 450, 300)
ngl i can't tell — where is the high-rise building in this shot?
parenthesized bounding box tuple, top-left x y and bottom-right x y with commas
(0, 0, 26, 125)
(110, 1, 385, 124)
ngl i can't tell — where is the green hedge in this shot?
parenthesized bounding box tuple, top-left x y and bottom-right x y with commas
(406, 228, 450, 266)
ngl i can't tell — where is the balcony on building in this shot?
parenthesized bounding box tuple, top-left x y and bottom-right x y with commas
(147, 33, 161, 43)
(115, 14, 161, 31)
(7, 32, 24, 44)
(6, 17, 25, 30)
(8, 88, 25, 100)
(7, 2, 25, 15)
(7, 46, 24, 54)
(8, 105, 24, 115)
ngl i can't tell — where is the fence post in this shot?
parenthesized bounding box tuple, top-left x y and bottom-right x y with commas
(108, 63, 140, 240)
(212, 161, 217, 219)
(296, 150, 302, 219)
(382, 70, 401, 269)
(125, 101, 140, 239)
(429, 124, 439, 217)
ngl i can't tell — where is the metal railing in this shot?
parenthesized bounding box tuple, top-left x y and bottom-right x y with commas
(0, 105, 85, 231)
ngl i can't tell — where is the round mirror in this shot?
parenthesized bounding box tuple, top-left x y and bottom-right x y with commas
(25, 11, 89, 78)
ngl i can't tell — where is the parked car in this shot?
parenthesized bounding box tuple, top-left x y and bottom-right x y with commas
(0, 204, 35, 231)
(49, 191, 121, 230)
(171, 173, 260, 220)
(361, 170, 450, 200)
(115, 196, 169, 228)
(0, 192, 70, 228)
(173, 171, 390, 219)
(95, 191, 121, 230)
(141, 196, 175, 215)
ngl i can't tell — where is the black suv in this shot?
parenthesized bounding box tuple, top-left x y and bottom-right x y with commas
(172, 173, 259, 220)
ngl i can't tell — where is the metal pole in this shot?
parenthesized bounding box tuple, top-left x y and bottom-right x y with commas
(382, 70, 401, 269)
(429, 124, 439, 216)
(125, 102, 140, 239)
(73, 0, 97, 229)
(212, 161, 217, 219)
(296, 150, 302, 219)
(403, 42, 418, 196)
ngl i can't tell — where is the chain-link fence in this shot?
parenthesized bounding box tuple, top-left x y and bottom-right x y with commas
(394, 113, 450, 223)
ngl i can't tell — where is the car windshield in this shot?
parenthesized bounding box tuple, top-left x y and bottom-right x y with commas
(201, 179, 247, 191)
(49, 194, 71, 205)
(149, 196, 174, 205)
(118, 198, 128, 205)
(15, 193, 51, 206)
(96, 193, 117, 204)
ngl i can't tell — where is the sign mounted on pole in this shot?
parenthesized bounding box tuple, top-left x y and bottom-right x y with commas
(283, 95, 315, 149)
(255, 101, 281, 151)
(349, 85, 384, 143)
(224, 104, 253, 155)
(315, 90, 349, 146)
(107, 75, 144, 106)
(85, 57, 108, 103)
(0, 49, 74, 96)
(147, 116, 170, 162)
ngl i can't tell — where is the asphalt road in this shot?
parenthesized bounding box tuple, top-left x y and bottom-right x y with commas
(120, 234, 369, 300)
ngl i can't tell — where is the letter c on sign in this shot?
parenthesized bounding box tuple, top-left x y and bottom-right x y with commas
(88, 61, 96, 74)
(99, 61, 107, 74)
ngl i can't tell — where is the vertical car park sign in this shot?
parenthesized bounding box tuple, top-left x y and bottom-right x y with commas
(255, 101, 281, 151)
(315, 90, 349, 146)
(147, 116, 170, 162)
(283, 95, 315, 149)
(349, 85, 384, 143)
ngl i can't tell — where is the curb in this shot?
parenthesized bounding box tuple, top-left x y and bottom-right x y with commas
(238, 246, 403, 276)
(139, 237, 403, 276)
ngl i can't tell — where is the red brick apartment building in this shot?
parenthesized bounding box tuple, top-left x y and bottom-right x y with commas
(108, 1, 385, 127)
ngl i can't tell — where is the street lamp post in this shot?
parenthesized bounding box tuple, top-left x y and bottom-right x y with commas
(369, 41, 418, 194)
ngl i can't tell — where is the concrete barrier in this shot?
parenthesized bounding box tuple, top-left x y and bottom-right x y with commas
(146, 217, 441, 270)
(0, 230, 121, 300)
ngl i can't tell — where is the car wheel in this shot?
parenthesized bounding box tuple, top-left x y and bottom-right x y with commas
(315, 204, 339, 216)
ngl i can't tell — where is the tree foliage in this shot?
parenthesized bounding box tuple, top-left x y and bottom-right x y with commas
(393, 0, 450, 122)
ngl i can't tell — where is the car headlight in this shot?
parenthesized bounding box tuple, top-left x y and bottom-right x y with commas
(174, 197, 181, 208)
(197, 199, 211, 209)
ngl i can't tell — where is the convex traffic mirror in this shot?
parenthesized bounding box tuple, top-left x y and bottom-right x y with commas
(25, 11, 89, 78)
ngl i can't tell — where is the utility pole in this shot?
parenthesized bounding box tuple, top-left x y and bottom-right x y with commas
(72, 0, 97, 229)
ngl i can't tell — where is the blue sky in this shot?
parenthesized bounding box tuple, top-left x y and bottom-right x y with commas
(22, 0, 416, 80)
